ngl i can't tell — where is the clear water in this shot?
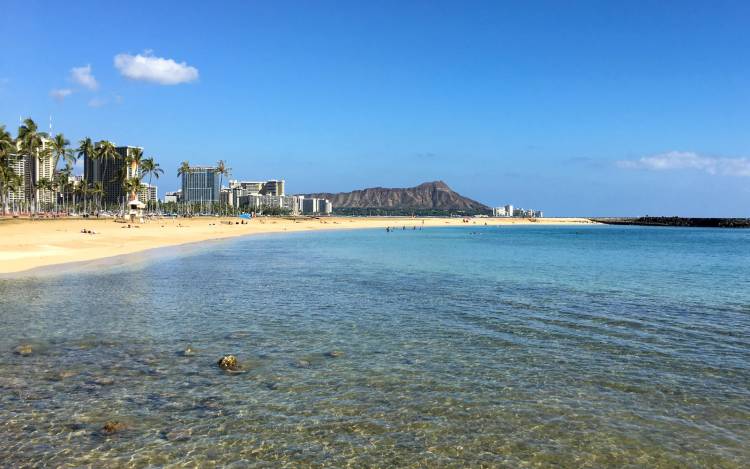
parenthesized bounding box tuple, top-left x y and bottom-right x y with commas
(1, 225, 749, 467)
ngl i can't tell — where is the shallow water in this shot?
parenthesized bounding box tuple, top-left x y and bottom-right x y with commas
(1, 225, 749, 467)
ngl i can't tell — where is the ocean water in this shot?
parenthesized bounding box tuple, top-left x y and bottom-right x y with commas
(1, 225, 749, 467)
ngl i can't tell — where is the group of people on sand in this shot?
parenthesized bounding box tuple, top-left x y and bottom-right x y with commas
(80, 228, 98, 235)
(385, 225, 422, 232)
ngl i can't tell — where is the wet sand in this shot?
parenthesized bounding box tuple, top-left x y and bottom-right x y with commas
(0, 216, 594, 274)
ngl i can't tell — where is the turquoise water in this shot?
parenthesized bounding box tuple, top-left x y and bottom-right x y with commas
(1, 225, 749, 467)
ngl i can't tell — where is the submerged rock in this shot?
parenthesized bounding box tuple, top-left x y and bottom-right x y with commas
(14, 344, 33, 356)
(164, 428, 192, 441)
(92, 377, 114, 386)
(102, 421, 127, 434)
(58, 370, 77, 380)
(294, 359, 311, 368)
(47, 370, 77, 382)
(325, 350, 344, 358)
(217, 355, 240, 371)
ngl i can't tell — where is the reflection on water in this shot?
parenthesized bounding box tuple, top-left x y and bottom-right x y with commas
(1, 226, 749, 467)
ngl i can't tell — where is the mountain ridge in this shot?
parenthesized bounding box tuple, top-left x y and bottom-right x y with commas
(302, 181, 490, 212)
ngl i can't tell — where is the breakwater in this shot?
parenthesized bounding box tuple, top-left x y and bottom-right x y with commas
(592, 216, 750, 228)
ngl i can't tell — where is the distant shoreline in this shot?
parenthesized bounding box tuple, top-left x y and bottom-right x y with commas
(0, 216, 596, 275)
(592, 217, 750, 228)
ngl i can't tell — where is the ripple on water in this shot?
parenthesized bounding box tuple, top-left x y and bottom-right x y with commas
(1, 226, 749, 467)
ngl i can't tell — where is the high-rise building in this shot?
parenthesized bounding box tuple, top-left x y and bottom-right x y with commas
(182, 166, 220, 202)
(7, 152, 27, 206)
(7, 137, 56, 207)
(492, 206, 508, 217)
(261, 180, 285, 196)
(302, 197, 319, 214)
(235, 194, 298, 212)
(138, 183, 158, 203)
(319, 199, 332, 214)
(225, 179, 287, 208)
(84, 145, 141, 207)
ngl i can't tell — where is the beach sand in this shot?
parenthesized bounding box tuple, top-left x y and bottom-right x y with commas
(0, 216, 594, 274)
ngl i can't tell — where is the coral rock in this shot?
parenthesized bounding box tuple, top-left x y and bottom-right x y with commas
(217, 355, 239, 371)
(102, 421, 126, 434)
(14, 344, 33, 356)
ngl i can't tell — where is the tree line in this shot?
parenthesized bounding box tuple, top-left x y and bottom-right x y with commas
(0, 118, 163, 216)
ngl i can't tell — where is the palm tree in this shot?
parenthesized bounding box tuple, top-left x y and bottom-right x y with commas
(177, 160, 190, 178)
(17, 118, 44, 214)
(0, 125, 18, 216)
(140, 157, 163, 186)
(36, 177, 53, 213)
(123, 176, 142, 202)
(50, 133, 75, 170)
(140, 157, 163, 210)
(96, 140, 119, 209)
(126, 147, 143, 176)
(216, 159, 230, 215)
(55, 166, 72, 213)
(124, 147, 144, 203)
(1, 171, 22, 215)
(0, 125, 14, 156)
(77, 137, 94, 160)
(75, 180, 89, 214)
(75, 138, 95, 210)
(177, 161, 190, 214)
(77, 137, 94, 174)
(90, 182, 103, 213)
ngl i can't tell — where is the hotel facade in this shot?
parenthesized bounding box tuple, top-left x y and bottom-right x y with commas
(181, 166, 221, 203)
(7, 137, 56, 208)
(83, 145, 141, 207)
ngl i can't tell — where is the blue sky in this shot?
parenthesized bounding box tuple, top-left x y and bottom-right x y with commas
(1, 0, 749, 216)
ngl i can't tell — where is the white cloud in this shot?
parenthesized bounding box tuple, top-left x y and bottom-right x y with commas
(70, 65, 98, 90)
(88, 97, 108, 108)
(114, 51, 199, 85)
(50, 88, 73, 101)
(617, 151, 750, 177)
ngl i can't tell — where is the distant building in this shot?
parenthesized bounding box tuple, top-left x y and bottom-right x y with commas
(8, 137, 56, 207)
(7, 152, 27, 206)
(319, 199, 332, 214)
(260, 180, 285, 196)
(236, 194, 299, 212)
(302, 197, 319, 215)
(164, 190, 181, 204)
(181, 166, 221, 203)
(226, 179, 286, 204)
(493, 203, 543, 218)
(224, 179, 288, 209)
(138, 183, 158, 203)
(297, 196, 332, 215)
(84, 145, 141, 207)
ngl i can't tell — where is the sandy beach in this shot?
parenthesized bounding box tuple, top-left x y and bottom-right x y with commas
(0, 216, 594, 274)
